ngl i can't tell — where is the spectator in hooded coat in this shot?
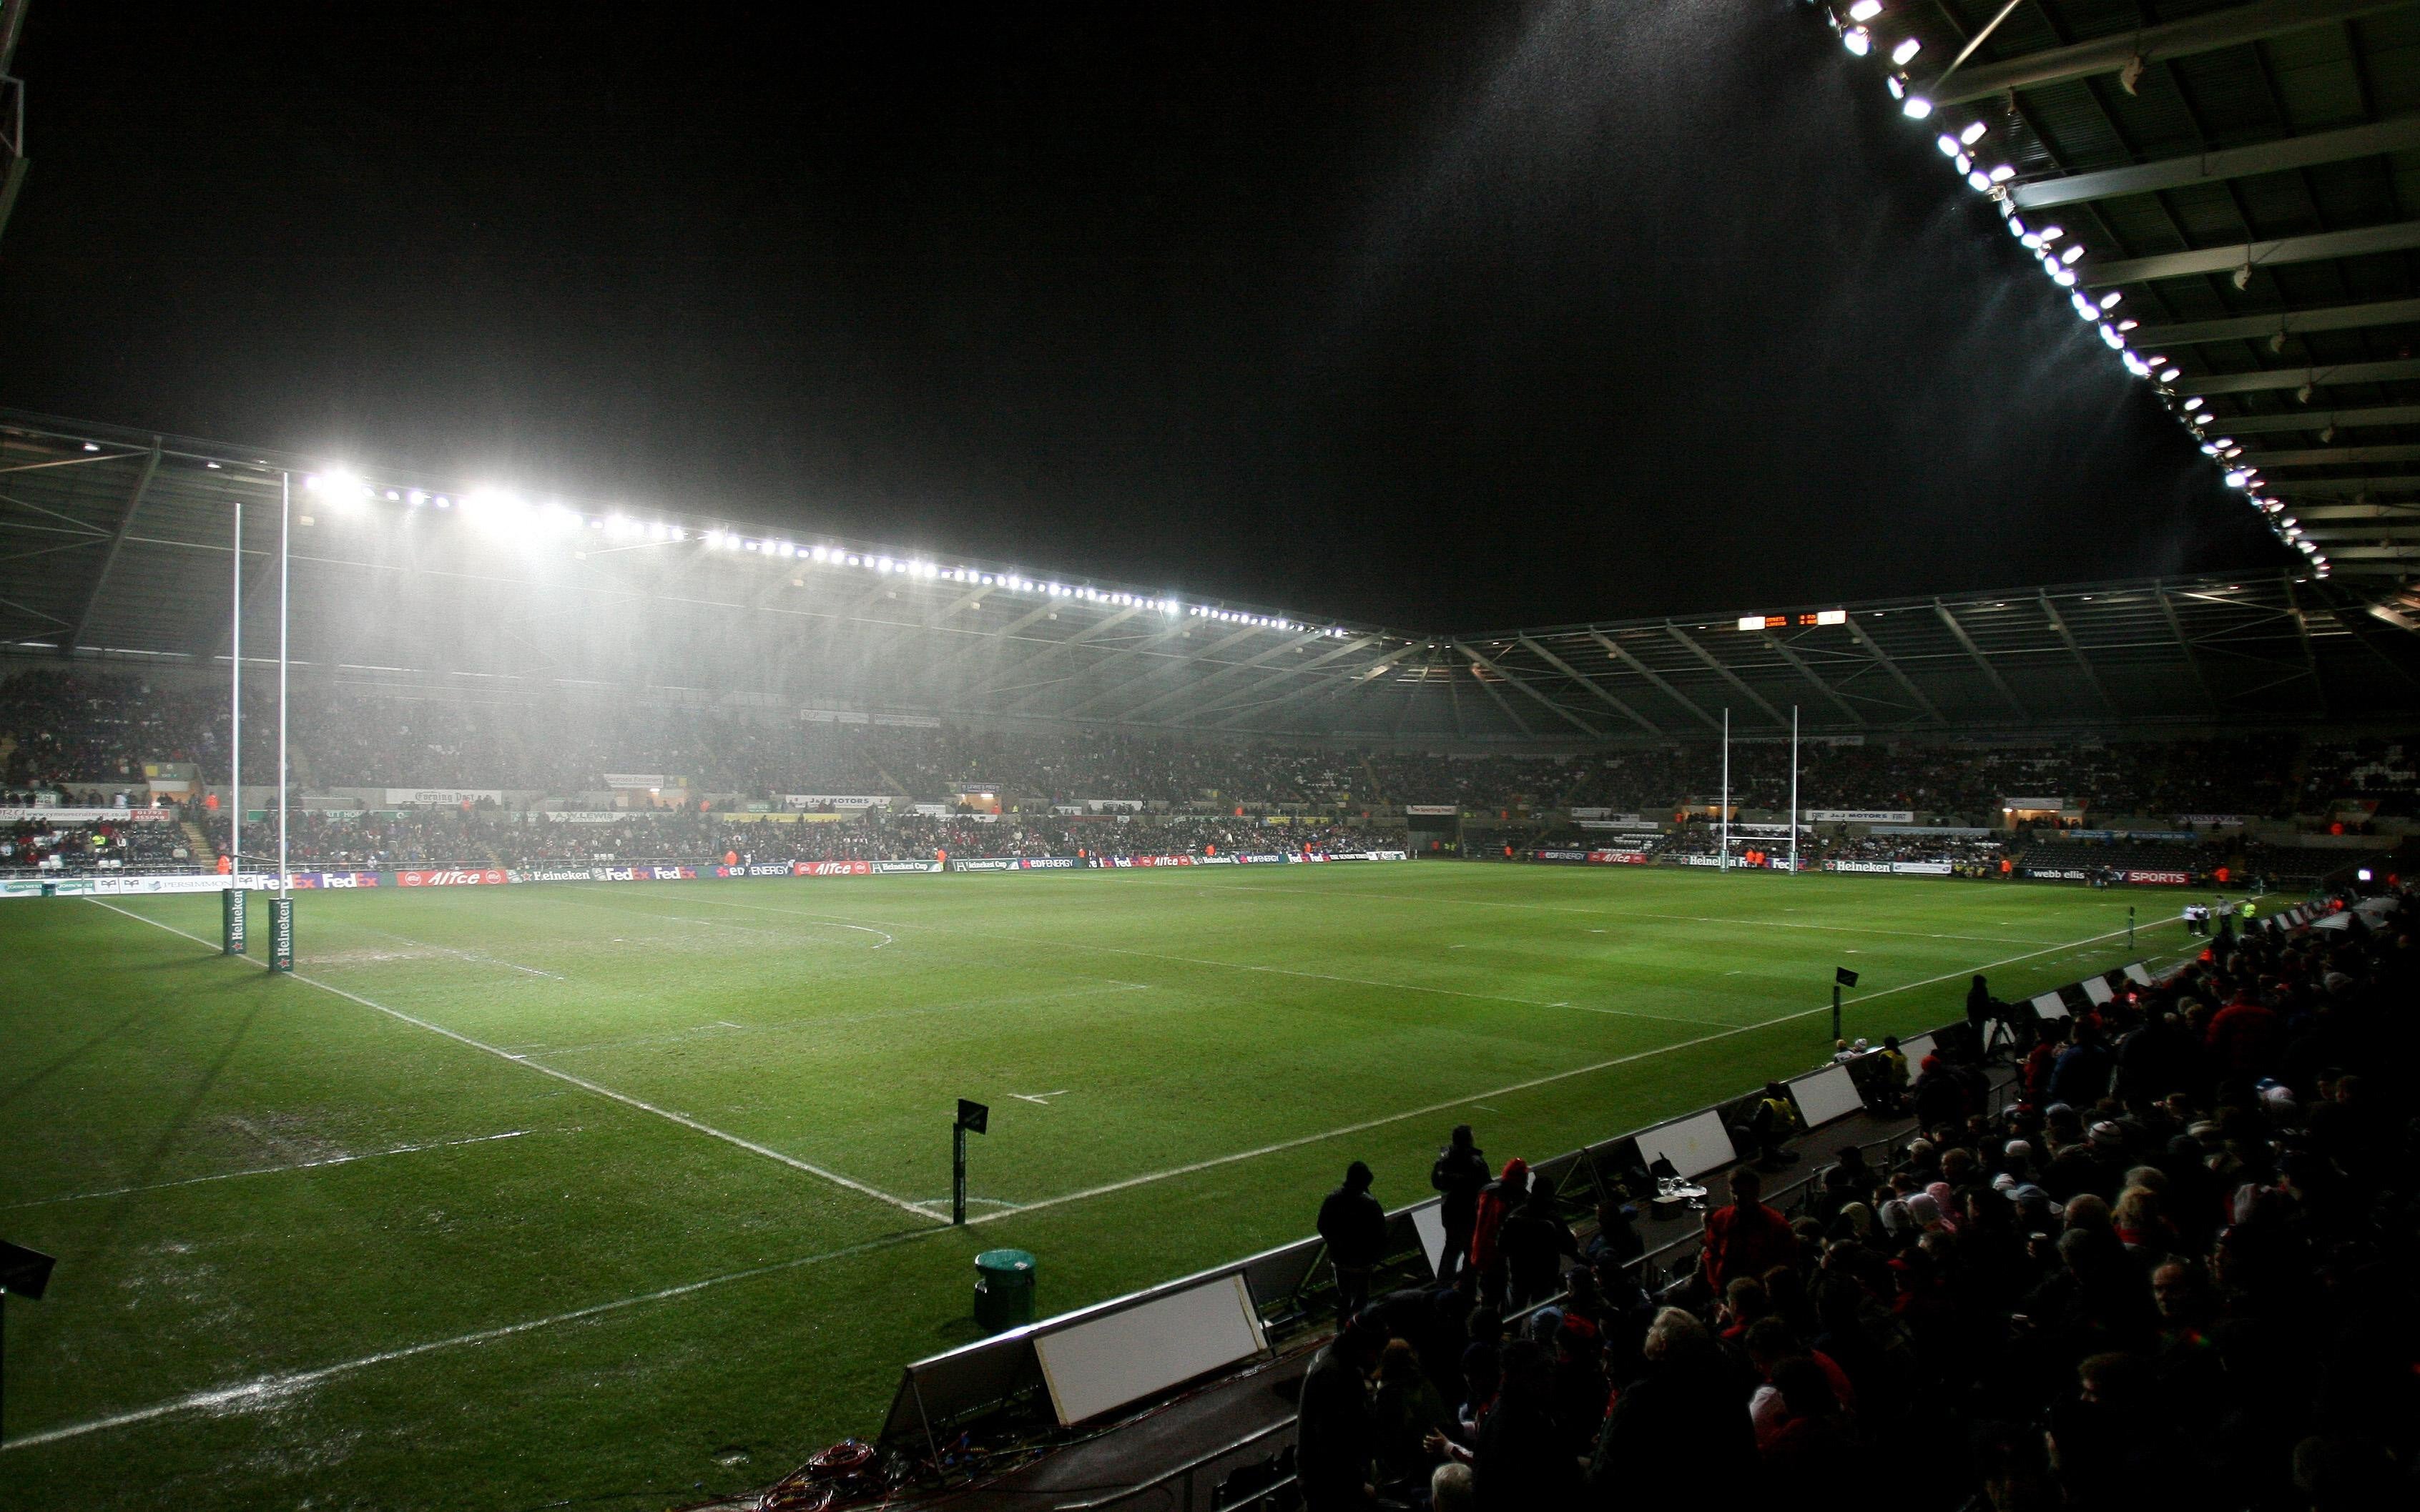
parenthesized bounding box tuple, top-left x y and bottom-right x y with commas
(1317, 1161, 1388, 1320)
(1430, 1125, 1490, 1284)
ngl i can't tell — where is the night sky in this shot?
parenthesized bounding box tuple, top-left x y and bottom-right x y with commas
(0, 1, 2286, 631)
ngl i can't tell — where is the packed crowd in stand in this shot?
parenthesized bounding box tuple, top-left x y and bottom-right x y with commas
(1294, 890, 2419, 1510)
(0, 816, 191, 872)
(1, 669, 2411, 834)
(232, 808, 1372, 869)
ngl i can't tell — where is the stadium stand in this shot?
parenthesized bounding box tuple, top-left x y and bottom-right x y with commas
(6, 666, 2415, 884)
(840, 888, 2417, 1512)
(1267, 886, 2420, 1509)
(4, 667, 2411, 820)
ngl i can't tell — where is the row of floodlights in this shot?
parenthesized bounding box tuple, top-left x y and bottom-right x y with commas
(298, 469, 1355, 633)
(1817, 3, 2326, 577)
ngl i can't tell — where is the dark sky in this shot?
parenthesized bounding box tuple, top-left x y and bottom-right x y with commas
(0, 1, 2285, 631)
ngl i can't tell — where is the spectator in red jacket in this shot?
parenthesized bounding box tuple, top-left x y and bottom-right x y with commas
(1699, 1167, 1794, 1294)
(2205, 993, 2285, 1079)
(1467, 1157, 1528, 1304)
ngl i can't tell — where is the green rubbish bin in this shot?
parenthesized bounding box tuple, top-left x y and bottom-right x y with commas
(973, 1248, 1036, 1333)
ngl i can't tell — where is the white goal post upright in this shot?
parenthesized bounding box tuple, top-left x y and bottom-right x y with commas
(1789, 703, 1800, 876)
(266, 470, 294, 973)
(277, 470, 290, 898)
(229, 489, 240, 886)
(1719, 707, 1730, 871)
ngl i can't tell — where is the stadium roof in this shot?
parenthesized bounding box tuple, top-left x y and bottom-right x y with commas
(1814, 0, 2419, 575)
(6, 410, 2419, 743)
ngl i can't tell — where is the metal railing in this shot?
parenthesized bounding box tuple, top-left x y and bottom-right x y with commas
(1054, 1416, 1297, 1512)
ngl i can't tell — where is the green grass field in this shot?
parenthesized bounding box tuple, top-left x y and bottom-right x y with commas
(0, 862, 2190, 1509)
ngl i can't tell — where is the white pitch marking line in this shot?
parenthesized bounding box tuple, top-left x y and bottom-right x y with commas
(678, 896, 1731, 1031)
(1218, 879, 2065, 947)
(617, 906, 893, 950)
(963, 914, 2185, 1226)
(81, 900, 940, 1225)
(1010, 1091, 1068, 1105)
(343, 924, 565, 979)
(2, 1132, 532, 1210)
(0, 1225, 938, 1452)
(9, 911, 2185, 1448)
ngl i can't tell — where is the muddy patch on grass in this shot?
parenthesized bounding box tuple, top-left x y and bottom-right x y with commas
(220, 1110, 352, 1165)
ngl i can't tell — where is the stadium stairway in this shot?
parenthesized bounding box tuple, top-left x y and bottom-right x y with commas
(179, 816, 217, 865)
(717, 1062, 2018, 1512)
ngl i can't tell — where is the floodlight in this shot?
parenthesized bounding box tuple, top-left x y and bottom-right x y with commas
(1902, 96, 1932, 119)
(2052, 268, 2077, 287)
(1959, 120, 1987, 145)
(1890, 36, 1920, 64)
(1814, 608, 1847, 626)
(2160, 367, 2181, 382)
(1987, 162, 2013, 182)
(1847, 0, 1882, 19)
(2115, 319, 2137, 331)
(2183, 396, 2205, 410)
(1936, 133, 1959, 156)
(1967, 170, 1989, 191)
(1842, 26, 1871, 54)
(2060, 244, 2085, 265)
(1954, 152, 1973, 174)
(2098, 290, 2122, 310)
(2224, 470, 2251, 487)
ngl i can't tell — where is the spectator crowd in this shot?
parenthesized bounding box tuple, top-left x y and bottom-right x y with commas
(1, 669, 2411, 834)
(1294, 890, 2419, 1509)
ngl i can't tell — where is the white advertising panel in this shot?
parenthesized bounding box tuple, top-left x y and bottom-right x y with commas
(1032, 1273, 1268, 1427)
(1636, 1109, 1736, 1180)
(1787, 1064, 1865, 1128)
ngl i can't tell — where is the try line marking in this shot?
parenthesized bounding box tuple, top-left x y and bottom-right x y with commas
(79, 900, 940, 1225)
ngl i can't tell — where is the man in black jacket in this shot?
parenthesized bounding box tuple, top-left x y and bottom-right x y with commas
(1297, 1320, 1384, 1511)
(1318, 1160, 1389, 1320)
(1586, 1308, 1753, 1507)
(1430, 1125, 1489, 1283)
